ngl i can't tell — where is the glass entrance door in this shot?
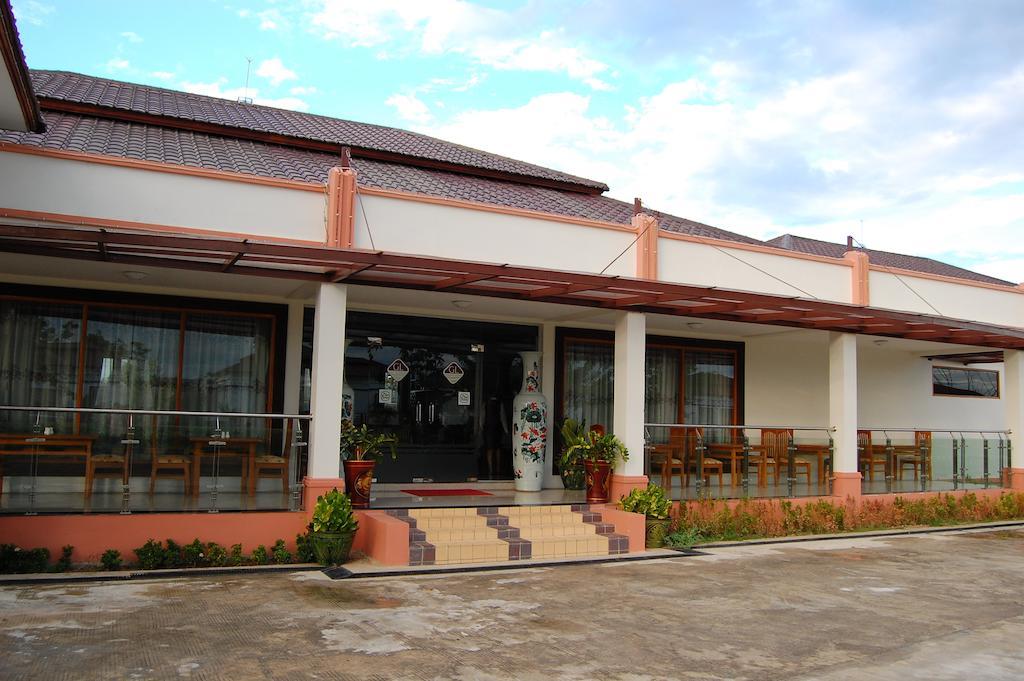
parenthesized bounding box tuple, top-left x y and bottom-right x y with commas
(338, 312, 537, 483)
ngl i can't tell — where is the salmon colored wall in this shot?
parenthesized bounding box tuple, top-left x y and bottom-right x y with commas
(595, 504, 646, 553)
(351, 510, 410, 566)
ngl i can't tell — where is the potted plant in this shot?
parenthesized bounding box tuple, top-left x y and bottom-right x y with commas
(620, 484, 672, 548)
(558, 418, 588, 490)
(567, 430, 629, 503)
(309, 488, 359, 565)
(340, 421, 398, 508)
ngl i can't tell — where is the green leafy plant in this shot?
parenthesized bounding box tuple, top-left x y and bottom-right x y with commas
(251, 544, 269, 565)
(100, 549, 123, 571)
(183, 539, 209, 568)
(206, 542, 228, 567)
(558, 418, 588, 489)
(620, 484, 672, 519)
(134, 539, 166, 570)
(163, 539, 184, 568)
(664, 526, 704, 548)
(567, 430, 629, 465)
(311, 488, 360, 534)
(271, 539, 292, 564)
(229, 543, 245, 566)
(295, 532, 316, 563)
(53, 545, 74, 573)
(340, 421, 398, 461)
(0, 544, 50, 574)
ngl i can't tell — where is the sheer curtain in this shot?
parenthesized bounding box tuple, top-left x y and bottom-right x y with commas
(81, 308, 181, 450)
(0, 301, 82, 433)
(563, 340, 614, 433)
(645, 348, 680, 444)
(684, 351, 735, 443)
(181, 314, 272, 439)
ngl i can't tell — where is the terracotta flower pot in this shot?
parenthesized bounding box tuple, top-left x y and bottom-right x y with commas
(343, 459, 375, 509)
(584, 460, 612, 504)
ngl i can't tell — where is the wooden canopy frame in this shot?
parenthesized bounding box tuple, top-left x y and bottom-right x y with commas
(1, 222, 1022, 349)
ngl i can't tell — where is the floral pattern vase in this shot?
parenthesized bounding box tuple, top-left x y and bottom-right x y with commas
(512, 351, 548, 492)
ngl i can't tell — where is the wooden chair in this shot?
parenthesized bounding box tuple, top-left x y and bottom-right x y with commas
(149, 423, 192, 495)
(858, 430, 887, 482)
(897, 431, 932, 481)
(663, 428, 724, 493)
(250, 419, 290, 495)
(86, 450, 126, 497)
(752, 428, 811, 486)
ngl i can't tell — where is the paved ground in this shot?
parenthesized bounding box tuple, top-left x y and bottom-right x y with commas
(2, 528, 1024, 680)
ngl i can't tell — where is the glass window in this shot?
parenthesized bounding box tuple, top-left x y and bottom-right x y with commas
(685, 351, 736, 442)
(0, 301, 82, 433)
(932, 366, 999, 398)
(646, 347, 680, 443)
(563, 339, 614, 432)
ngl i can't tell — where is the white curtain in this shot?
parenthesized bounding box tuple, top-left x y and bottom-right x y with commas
(645, 348, 680, 444)
(684, 351, 735, 443)
(563, 340, 614, 433)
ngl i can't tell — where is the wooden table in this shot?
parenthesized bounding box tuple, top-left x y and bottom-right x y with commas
(708, 442, 832, 486)
(0, 433, 97, 495)
(189, 436, 262, 497)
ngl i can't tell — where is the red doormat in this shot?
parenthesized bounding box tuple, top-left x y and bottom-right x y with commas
(400, 488, 494, 497)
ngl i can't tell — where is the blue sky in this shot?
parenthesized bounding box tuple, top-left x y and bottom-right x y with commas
(11, 0, 1024, 282)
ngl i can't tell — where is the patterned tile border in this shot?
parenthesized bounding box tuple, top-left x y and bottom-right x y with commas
(387, 509, 437, 566)
(576, 507, 630, 555)
(478, 508, 530, 560)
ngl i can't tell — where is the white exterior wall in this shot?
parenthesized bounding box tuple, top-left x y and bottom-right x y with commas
(354, 194, 637, 276)
(658, 238, 852, 303)
(0, 152, 325, 242)
(869, 271, 1024, 327)
(744, 332, 831, 429)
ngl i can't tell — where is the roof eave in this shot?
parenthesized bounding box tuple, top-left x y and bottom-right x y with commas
(0, 0, 44, 133)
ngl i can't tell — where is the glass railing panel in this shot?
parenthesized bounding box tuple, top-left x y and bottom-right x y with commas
(0, 406, 309, 515)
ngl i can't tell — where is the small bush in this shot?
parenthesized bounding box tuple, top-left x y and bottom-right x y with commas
(295, 532, 315, 563)
(163, 539, 184, 568)
(100, 549, 122, 571)
(53, 545, 74, 573)
(271, 539, 291, 564)
(183, 539, 209, 568)
(251, 544, 269, 565)
(206, 542, 228, 567)
(0, 544, 50, 574)
(229, 543, 245, 566)
(133, 539, 166, 570)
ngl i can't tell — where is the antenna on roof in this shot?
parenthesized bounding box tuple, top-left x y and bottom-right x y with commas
(238, 57, 254, 105)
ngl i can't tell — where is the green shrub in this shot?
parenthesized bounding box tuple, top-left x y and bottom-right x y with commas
(311, 489, 358, 534)
(295, 532, 315, 563)
(206, 542, 228, 567)
(229, 543, 245, 566)
(271, 539, 291, 564)
(183, 539, 209, 568)
(133, 539, 165, 570)
(53, 545, 74, 573)
(163, 539, 184, 568)
(664, 526, 704, 548)
(251, 544, 269, 565)
(100, 549, 122, 571)
(620, 484, 672, 519)
(0, 544, 50, 574)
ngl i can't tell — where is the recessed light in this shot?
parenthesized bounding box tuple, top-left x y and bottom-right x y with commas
(451, 300, 472, 309)
(686, 322, 704, 330)
(122, 271, 147, 281)
(873, 339, 888, 347)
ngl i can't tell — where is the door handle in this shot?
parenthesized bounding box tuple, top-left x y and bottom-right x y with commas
(428, 403, 435, 424)
(416, 402, 422, 424)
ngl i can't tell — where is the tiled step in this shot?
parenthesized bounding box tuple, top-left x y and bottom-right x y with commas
(387, 504, 631, 567)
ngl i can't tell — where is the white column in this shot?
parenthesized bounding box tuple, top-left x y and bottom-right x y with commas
(613, 311, 646, 477)
(828, 332, 859, 475)
(307, 283, 347, 479)
(282, 301, 306, 415)
(1005, 350, 1024, 477)
(540, 322, 560, 488)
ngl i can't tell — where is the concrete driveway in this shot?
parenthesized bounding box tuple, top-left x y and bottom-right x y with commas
(2, 528, 1023, 680)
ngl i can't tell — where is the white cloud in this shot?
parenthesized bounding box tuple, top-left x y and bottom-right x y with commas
(308, 1, 611, 88)
(386, 93, 432, 124)
(150, 71, 175, 81)
(255, 58, 298, 86)
(257, 8, 285, 31)
(105, 58, 130, 71)
(11, 1, 54, 26)
(290, 85, 318, 95)
(180, 79, 309, 112)
(120, 31, 143, 43)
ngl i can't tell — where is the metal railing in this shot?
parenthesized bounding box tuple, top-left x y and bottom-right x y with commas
(0, 405, 311, 515)
(644, 423, 835, 499)
(858, 428, 1011, 495)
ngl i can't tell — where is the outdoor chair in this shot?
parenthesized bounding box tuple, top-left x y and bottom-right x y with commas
(250, 419, 290, 496)
(896, 431, 932, 481)
(751, 428, 812, 486)
(149, 425, 192, 495)
(858, 430, 888, 482)
(663, 427, 724, 493)
(86, 450, 126, 497)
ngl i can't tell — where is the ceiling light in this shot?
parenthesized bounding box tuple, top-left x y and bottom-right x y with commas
(122, 271, 147, 281)
(451, 300, 472, 309)
(873, 339, 888, 347)
(686, 322, 704, 330)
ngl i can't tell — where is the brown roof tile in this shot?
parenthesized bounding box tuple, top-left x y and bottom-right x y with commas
(30, 70, 608, 192)
(767, 234, 1014, 287)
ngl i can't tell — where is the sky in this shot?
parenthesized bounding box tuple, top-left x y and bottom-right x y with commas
(11, 0, 1024, 283)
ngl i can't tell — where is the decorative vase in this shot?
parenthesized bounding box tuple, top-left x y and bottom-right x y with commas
(341, 340, 355, 424)
(584, 460, 612, 503)
(645, 517, 671, 548)
(512, 351, 548, 492)
(560, 464, 586, 491)
(310, 530, 355, 566)
(343, 459, 375, 508)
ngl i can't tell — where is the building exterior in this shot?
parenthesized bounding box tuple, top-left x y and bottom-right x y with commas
(1, 6, 1023, 566)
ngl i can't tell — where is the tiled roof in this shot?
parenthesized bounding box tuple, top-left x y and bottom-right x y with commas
(767, 234, 1014, 287)
(0, 110, 761, 245)
(29, 70, 607, 192)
